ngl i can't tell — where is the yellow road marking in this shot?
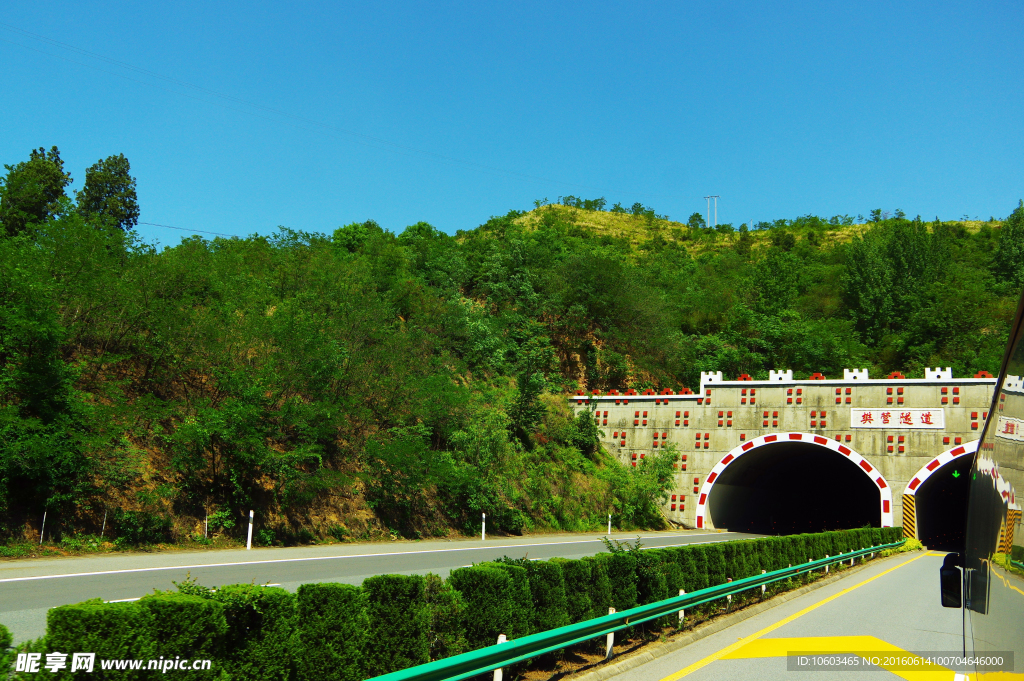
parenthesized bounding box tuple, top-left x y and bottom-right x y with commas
(657, 552, 931, 681)
(723, 635, 951, 681)
(991, 569, 1024, 599)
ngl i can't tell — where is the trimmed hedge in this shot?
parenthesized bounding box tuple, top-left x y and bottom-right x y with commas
(424, 573, 467, 661)
(447, 565, 515, 650)
(15, 528, 905, 680)
(584, 555, 613, 618)
(363, 574, 429, 674)
(485, 562, 534, 639)
(524, 561, 569, 632)
(603, 552, 638, 612)
(46, 599, 157, 681)
(138, 593, 228, 680)
(210, 585, 296, 681)
(295, 583, 366, 681)
(550, 558, 592, 624)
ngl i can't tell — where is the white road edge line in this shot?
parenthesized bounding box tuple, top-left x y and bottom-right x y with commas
(0, 533, 737, 584)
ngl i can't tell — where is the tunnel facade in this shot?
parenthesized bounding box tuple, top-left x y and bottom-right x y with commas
(571, 367, 996, 534)
(902, 441, 977, 551)
(695, 433, 892, 532)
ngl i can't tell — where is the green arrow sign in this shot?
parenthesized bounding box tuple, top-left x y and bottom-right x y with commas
(952, 470, 960, 478)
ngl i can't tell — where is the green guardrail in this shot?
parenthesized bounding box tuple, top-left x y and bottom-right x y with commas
(1011, 559, 1024, 570)
(370, 539, 906, 681)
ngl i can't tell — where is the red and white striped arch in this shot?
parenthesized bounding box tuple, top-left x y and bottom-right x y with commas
(694, 432, 894, 530)
(903, 439, 979, 496)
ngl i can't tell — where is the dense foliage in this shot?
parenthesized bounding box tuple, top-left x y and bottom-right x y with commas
(0, 146, 1019, 544)
(14, 528, 904, 679)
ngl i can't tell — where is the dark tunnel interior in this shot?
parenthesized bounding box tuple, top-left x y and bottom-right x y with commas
(707, 441, 881, 534)
(914, 457, 970, 552)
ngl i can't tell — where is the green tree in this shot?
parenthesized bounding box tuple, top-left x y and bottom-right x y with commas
(0, 146, 72, 236)
(76, 153, 140, 230)
(687, 212, 706, 230)
(994, 200, 1024, 287)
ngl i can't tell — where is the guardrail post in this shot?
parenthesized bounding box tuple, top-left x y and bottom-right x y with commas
(761, 569, 766, 595)
(678, 589, 686, 625)
(492, 634, 507, 681)
(605, 608, 615, 659)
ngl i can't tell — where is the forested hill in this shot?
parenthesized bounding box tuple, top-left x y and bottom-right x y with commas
(2, 152, 1023, 546)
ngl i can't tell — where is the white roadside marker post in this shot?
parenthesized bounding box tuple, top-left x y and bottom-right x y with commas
(482, 513, 486, 541)
(39, 511, 47, 545)
(761, 569, 766, 595)
(678, 589, 686, 626)
(100, 509, 107, 539)
(825, 555, 829, 574)
(493, 634, 507, 681)
(606, 608, 616, 659)
(246, 510, 254, 550)
(608, 514, 611, 536)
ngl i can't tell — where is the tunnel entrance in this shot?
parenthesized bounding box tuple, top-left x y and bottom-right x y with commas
(914, 457, 970, 552)
(706, 440, 881, 534)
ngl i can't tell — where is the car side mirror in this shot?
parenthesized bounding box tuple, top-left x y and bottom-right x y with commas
(940, 552, 962, 608)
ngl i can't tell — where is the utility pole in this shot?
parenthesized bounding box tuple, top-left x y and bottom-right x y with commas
(704, 196, 720, 228)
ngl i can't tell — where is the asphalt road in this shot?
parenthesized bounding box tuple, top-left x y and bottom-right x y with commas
(606, 551, 970, 681)
(0, 529, 756, 643)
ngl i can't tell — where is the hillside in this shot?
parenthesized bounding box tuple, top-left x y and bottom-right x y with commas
(1, 193, 1022, 550)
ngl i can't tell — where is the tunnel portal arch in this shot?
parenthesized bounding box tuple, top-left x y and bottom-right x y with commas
(695, 432, 894, 532)
(901, 440, 978, 549)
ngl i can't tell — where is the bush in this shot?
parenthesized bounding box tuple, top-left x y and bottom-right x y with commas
(703, 543, 728, 587)
(7, 636, 46, 681)
(295, 583, 365, 681)
(111, 509, 172, 546)
(448, 566, 515, 650)
(525, 560, 569, 632)
(0, 623, 13, 675)
(363, 575, 429, 674)
(603, 552, 638, 612)
(424, 573, 467, 661)
(550, 558, 592, 624)
(138, 592, 228, 679)
(583, 555, 613, 619)
(46, 599, 157, 681)
(209, 585, 296, 681)
(485, 562, 534, 638)
(1012, 545, 1023, 563)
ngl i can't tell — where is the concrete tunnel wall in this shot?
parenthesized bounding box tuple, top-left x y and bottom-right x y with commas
(570, 367, 996, 535)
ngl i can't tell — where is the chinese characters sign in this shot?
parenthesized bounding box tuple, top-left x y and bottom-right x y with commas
(850, 409, 945, 429)
(994, 416, 1024, 442)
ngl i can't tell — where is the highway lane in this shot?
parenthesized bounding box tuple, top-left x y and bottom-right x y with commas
(604, 551, 967, 681)
(0, 529, 756, 643)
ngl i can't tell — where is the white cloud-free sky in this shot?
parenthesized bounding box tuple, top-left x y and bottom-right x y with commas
(2, 1, 1021, 244)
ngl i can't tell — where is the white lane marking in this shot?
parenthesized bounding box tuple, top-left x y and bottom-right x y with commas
(0, 533, 739, 584)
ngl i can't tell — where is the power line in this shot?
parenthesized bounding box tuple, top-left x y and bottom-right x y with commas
(0, 22, 675, 202)
(139, 222, 238, 237)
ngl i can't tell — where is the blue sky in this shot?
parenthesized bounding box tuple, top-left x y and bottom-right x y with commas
(2, 1, 1021, 244)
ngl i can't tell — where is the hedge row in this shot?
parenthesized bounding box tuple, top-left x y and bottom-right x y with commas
(12, 527, 902, 680)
